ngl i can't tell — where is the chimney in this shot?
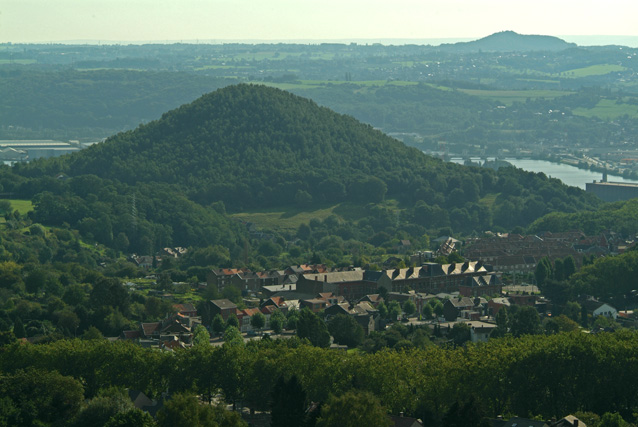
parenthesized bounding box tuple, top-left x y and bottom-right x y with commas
(324, 275, 327, 283)
(574, 420, 579, 427)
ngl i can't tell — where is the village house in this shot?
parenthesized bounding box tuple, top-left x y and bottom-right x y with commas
(206, 268, 251, 291)
(299, 298, 327, 313)
(580, 296, 618, 319)
(389, 414, 424, 427)
(410, 250, 435, 265)
(397, 239, 412, 254)
(296, 270, 378, 302)
(122, 311, 199, 348)
(323, 300, 380, 335)
(377, 261, 496, 295)
(466, 321, 497, 343)
(463, 233, 583, 275)
(443, 297, 486, 321)
(207, 298, 238, 321)
(386, 291, 430, 316)
(358, 293, 384, 308)
(458, 273, 502, 297)
(488, 297, 511, 316)
(173, 302, 197, 317)
(237, 307, 262, 333)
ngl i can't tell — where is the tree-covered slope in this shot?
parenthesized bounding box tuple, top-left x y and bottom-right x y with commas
(528, 199, 638, 236)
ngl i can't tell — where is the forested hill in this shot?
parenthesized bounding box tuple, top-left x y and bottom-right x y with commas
(442, 31, 576, 52)
(21, 84, 453, 209)
(14, 83, 603, 235)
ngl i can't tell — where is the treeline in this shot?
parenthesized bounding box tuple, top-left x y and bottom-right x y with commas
(542, 247, 638, 304)
(528, 199, 638, 235)
(3, 332, 638, 425)
(0, 166, 246, 255)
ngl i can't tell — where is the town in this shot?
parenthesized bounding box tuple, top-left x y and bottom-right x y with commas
(121, 229, 633, 350)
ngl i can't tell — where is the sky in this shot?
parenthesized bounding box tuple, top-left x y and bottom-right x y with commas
(2, 0, 638, 44)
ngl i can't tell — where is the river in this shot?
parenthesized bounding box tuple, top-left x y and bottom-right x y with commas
(450, 158, 638, 190)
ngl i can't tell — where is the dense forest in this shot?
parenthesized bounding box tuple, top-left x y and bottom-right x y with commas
(3, 332, 638, 426)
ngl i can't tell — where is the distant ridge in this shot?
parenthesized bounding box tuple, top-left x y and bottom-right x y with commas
(441, 30, 576, 52)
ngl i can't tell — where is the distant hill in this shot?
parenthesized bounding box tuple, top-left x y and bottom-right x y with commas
(441, 31, 576, 52)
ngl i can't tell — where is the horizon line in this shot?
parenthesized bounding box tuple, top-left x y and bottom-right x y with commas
(3, 34, 638, 47)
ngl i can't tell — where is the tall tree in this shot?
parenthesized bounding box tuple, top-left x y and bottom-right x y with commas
(535, 257, 553, 287)
(211, 314, 225, 335)
(296, 308, 330, 348)
(316, 390, 391, 427)
(156, 392, 246, 427)
(0, 368, 84, 427)
(327, 314, 364, 348)
(510, 306, 542, 337)
(192, 325, 211, 348)
(250, 312, 266, 332)
(223, 325, 244, 348)
(270, 310, 285, 334)
(270, 375, 307, 427)
(12, 316, 26, 339)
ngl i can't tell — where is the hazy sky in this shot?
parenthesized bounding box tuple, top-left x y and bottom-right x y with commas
(2, 0, 638, 43)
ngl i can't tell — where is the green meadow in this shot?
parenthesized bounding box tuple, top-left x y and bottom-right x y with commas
(4, 199, 34, 215)
(562, 64, 627, 78)
(231, 201, 402, 234)
(0, 59, 36, 65)
(232, 205, 340, 234)
(573, 98, 638, 119)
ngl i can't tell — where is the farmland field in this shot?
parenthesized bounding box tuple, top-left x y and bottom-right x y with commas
(457, 88, 572, 105)
(4, 199, 33, 215)
(0, 59, 36, 65)
(562, 64, 627, 78)
(573, 99, 638, 119)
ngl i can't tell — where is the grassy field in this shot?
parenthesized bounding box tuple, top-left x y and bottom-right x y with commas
(457, 88, 571, 105)
(193, 65, 251, 71)
(562, 64, 626, 78)
(478, 193, 499, 209)
(228, 51, 313, 61)
(515, 78, 562, 85)
(3, 199, 34, 215)
(573, 99, 638, 119)
(257, 82, 323, 91)
(0, 59, 36, 65)
(231, 201, 402, 234)
(232, 205, 340, 234)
